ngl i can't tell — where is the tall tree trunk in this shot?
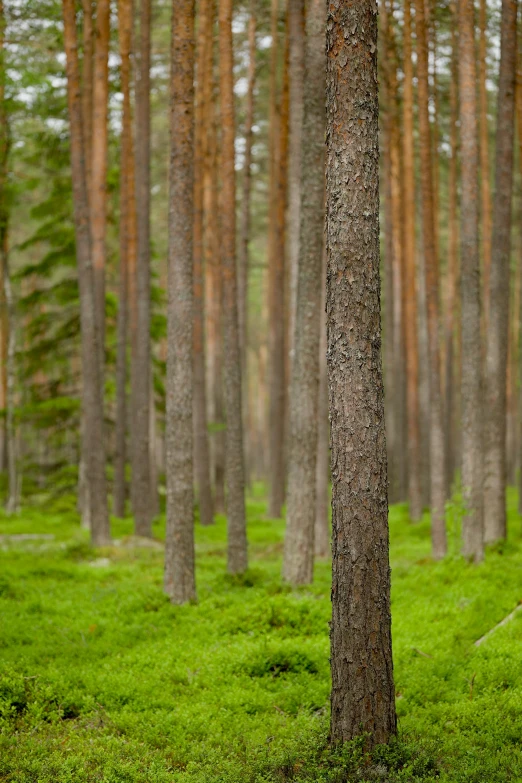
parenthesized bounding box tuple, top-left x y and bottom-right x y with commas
(315, 244, 329, 559)
(62, 0, 110, 545)
(283, 0, 325, 585)
(0, 0, 6, 478)
(219, 0, 248, 573)
(445, 1, 460, 495)
(327, 0, 396, 749)
(459, 0, 484, 561)
(402, 0, 423, 521)
(164, 0, 196, 604)
(114, 0, 135, 517)
(479, 0, 493, 332)
(238, 0, 256, 392)
(193, 0, 214, 527)
(267, 0, 287, 518)
(91, 0, 110, 371)
(286, 0, 304, 368)
(414, 0, 446, 558)
(516, 65, 522, 515)
(484, 0, 517, 543)
(132, 0, 153, 536)
(81, 0, 94, 197)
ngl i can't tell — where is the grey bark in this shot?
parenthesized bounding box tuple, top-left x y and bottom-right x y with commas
(314, 245, 329, 559)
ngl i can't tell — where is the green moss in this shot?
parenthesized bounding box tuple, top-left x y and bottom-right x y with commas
(0, 490, 521, 781)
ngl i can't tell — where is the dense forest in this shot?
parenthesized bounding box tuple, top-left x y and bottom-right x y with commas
(1, 0, 522, 781)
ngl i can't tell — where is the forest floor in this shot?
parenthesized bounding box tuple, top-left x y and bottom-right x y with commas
(0, 488, 521, 782)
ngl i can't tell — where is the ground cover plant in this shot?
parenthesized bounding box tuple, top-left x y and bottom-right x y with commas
(0, 488, 521, 782)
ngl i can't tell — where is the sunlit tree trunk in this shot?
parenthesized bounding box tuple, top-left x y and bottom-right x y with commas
(193, 0, 214, 527)
(81, 0, 94, 197)
(479, 0, 493, 332)
(484, 0, 517, 544)
(62, 0, 110, 545)
(219, 0, 248, 573)
(459, 0, 484, 561)
(414, 0, 446, 558)
(164, 0, 196, 604)
(132, 0, 153, 536)
(283, 0, 325, 585)
(327, 0, 396, 748)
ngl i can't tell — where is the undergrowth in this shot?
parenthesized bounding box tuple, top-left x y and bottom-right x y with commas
(0, 488, 521, 781)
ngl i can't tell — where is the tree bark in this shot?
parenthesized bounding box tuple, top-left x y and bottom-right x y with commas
(81, 0, 94, 197)
(479, 0, 493, 333)
(114, 0, 135, 518)
(91, 0, 110, 372)
(267, 0, 287, 518)
(402, 0, 423, 521)
(315, 244, 329, 559)
(62, 0, 110, 545)
(286, 0, 304, 369)
(414, 0, 446, 559)
(132, 0, 153, 536)
(283, 0, 325, 585)
(164, 0, 196, 604)
(219, 0, 248, 573)
(193, 0, 214, 527)
(483, 0, 517, 543)
(0, 0, 7, 478)
(458, 0, 484, 561)
(327, 0, 396, 749)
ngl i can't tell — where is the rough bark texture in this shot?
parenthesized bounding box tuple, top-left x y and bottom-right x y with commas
(286, 0, 304, 367)
(401, 0, 423, 521)
(62, 0, 110, 545)
(414, 0, 446, 559)
(327, 0, 396, 748)
(219, 0, 248, 574)
(479, 0, 492, 332)
(483, 0, 517, 544)
(0, 0, 7, 481)
(458, 0, 484, 561)
(283, 0, 325, 585)
(90, 0, 110, 372)
(314, 244, 329, 559)
(81, 0, 94, 197)
(516, 69, 522, 516)
(114, 0, 135, 518)
(132, 0, 153, 536)
(164, 0, 196, 605)
(193, 0, 214, 527)
(267, 0, 287, 518)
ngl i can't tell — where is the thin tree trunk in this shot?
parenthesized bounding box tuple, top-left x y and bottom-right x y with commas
(315, 244, 329, 559)
(414, 0, 446, 558)
(479, 0, 493, 332)
(445, 1, 460, 496)
(0, 0, 6, 478)
(219, 0, 248, 573)
(164, 0, 196, 604)
(81, 0, 94, 197)
(459, 0, 484, 561)
(283, 0, 325, 585)
(327, 0, 396, 748)
(402, 0, 423, 521)
(132, 0, 153, 536)
(516, 68, 522, 515)
(193, 0, 214, 527)
(238, 1, 256, 391)
(3, 244, 16, 513)
(267, 0, 287, 518)
(91, 0, 110, 371)
(286, 0, 304, 368)
(483, 0, 517, 543)
(62, 0, 110, 545)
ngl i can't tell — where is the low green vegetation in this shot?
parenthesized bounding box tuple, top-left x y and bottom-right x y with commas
(1, 490, 521, 782)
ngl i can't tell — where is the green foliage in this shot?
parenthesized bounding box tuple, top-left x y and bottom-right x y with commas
(1, 493, 522, 781)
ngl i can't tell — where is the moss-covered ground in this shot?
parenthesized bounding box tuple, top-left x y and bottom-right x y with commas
(1, 488, 521, 782)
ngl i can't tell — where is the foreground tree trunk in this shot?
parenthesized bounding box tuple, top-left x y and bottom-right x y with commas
(283, 0, 325, 585)
(164, 0, 196, 604)
(91, 0, 110, 371)
(132, 0, 153, 536)
(414, 0, 446, 559)
(62, 0, 110, 545)
(479, 0, 492, 332)
(193, 0, 214, 527)
(458, 0, 484, 561)
(315, 246, 329, 558)
(219, 0, 248, 574)
(327, 0, 396, 748)
(484, 0, 517, 543)
(0, 0, 8, 481)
